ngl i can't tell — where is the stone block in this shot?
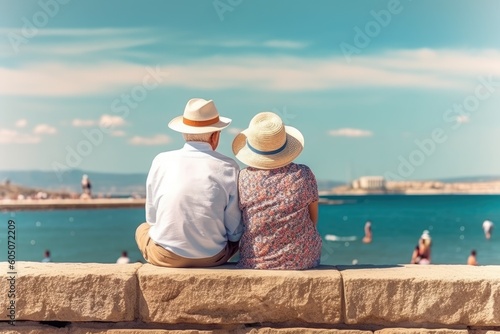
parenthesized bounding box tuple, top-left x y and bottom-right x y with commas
(0, 262, 141, 322)
(375, 328, 467, 334)
(69, 323, 245, 334)
(138, 264, 342, 325)
(341, 265, 500, 326)
(69, 329, 213, 334)
(242, 329, 372, 333)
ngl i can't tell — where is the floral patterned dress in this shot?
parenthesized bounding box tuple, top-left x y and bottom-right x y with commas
(237, 163, 322, 269)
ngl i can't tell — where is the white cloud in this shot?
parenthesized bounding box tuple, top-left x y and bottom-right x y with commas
(0, 129, 40, 144)
(15, 119, 27, 128)
(72, 119, 97, 127)
(72, 116, 126, 134)
(329, 128, 373, 138)
(0, 27, 156, 57)
(99, 114, 126, 128)
(0, 62, 153, 96)
(163, 54, 475, 91)
(73, 116, 126, 129)
(190, 39, 308, 49)
(33, 124, 57, 135)
(0, 27, 150, 38)
(263, 40, 308, 49)
(2, 49, 500, 96)
(129, 134, 171, 146)
(31, 38, 159, 56)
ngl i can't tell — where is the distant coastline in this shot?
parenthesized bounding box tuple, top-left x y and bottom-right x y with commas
(0, 198, 145, 211)
(1, 171, 500, 206)
(320, 179, 500, 196)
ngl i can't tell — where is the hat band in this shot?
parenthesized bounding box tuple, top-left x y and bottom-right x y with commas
(183, 116, 220, 127)
(247, 139, 287, 155)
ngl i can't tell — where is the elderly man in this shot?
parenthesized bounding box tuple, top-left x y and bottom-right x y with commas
(135, 98, 242, 267)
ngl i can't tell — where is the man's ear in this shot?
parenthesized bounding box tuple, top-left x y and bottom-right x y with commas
(210, 131, 221, 149)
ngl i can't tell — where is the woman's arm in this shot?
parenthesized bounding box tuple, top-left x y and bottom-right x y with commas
(308, 200, 319, 227)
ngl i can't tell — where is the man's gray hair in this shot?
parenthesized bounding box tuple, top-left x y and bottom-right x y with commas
(183, 132, 214, 142)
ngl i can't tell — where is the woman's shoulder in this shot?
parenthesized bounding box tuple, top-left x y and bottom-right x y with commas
(289, 162, 312, 173)
(290, 163, 315, 178)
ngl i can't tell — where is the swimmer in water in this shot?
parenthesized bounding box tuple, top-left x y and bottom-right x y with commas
(482, 220, 494, 240)
(362, 221, 372, 244)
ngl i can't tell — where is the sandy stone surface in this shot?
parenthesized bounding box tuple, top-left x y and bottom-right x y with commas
(68, 327, 371, 334)
(138, 264, 342, 325)
(0, 262, 141, 322)
(341, 265, 500, 326)
(2, 262, 500, 331)
(242, 329, 372, 334)
(375, 328, 468, 334)
(69, 330, 214, 334)
(67, 322, 241, 334)
(65, 323, 372, 334)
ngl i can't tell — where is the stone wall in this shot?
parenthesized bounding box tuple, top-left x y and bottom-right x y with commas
(1, 262, 500, 333)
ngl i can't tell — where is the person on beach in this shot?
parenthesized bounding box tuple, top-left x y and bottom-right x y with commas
(411, 230, 432, 264)
(135, 98, 243, 268)
(116, 251, 130, 264)
(41, 250, 51, 263)
(467, 249, 478, 266)
(362, 221, 372, 244)
(232, 112, 322, 270)
(482, 220, 494, 240)
(81, 174, 92, 199)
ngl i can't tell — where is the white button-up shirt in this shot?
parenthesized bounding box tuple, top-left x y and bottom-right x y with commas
(146, 141, 243, 258)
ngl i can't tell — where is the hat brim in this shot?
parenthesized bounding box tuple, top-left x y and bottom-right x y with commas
(168, 116, 232, 134)
(232, 125, 304, 169)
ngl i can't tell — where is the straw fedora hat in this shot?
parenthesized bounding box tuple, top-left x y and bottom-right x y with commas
(168, 98, 231, 134)
(232, 112, 304, 169)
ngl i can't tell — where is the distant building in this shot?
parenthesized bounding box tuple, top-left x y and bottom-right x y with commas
(352, 176, 386, 190)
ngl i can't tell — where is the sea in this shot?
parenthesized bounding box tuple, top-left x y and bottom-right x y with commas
(1, 195, 499, 266)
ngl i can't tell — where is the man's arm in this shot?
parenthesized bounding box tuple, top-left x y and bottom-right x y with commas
(224, 191, 243, 241)
(224, 165, 243, 241)
(145, 162, 157, 225)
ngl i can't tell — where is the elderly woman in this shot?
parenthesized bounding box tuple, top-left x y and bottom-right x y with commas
(232, 112, 322, 270)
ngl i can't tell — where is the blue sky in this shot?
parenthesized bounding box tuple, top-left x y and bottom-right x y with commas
(1, 0, 499, 182)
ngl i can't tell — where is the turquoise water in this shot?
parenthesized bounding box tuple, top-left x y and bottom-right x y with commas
(318, 195, 500, 265)
(1, 195, 499, 265)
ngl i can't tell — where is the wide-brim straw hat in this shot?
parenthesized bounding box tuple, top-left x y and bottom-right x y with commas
(232, 112, 304, 169)
(168, 98, 231, 134)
